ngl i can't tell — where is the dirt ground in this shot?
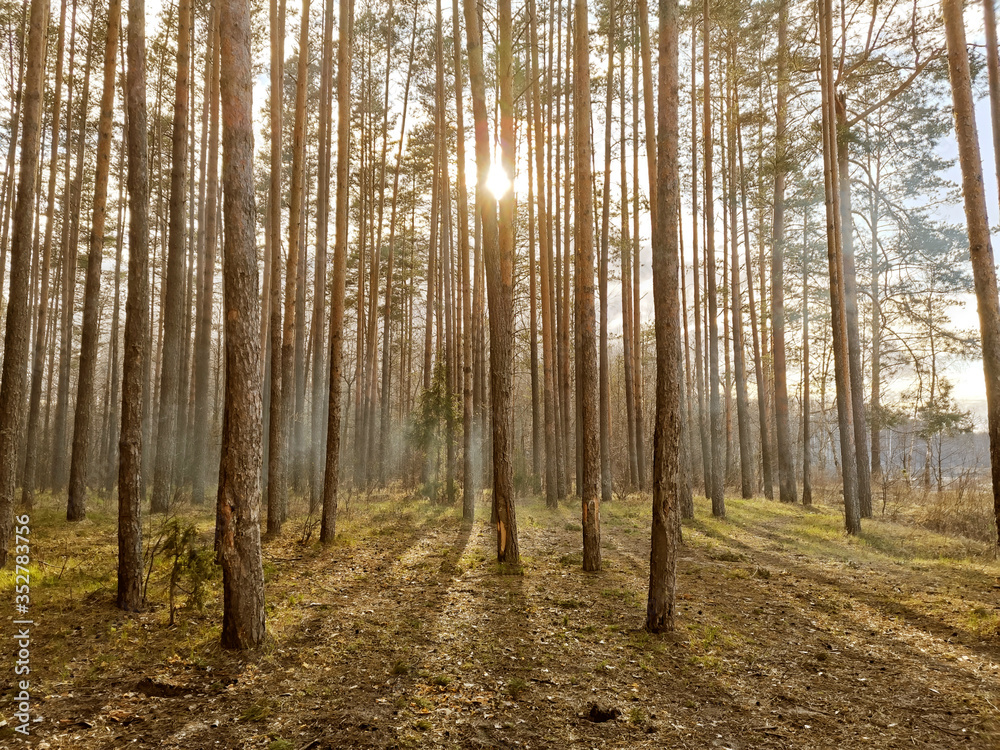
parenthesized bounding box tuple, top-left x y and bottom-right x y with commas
(3, 489, 1000, 749)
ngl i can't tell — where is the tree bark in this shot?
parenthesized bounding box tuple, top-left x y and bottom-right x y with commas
(217, 0, 266, 650)
(465, 0, 519, 566)
(150, 0, 192, 514)
(598, 0, 615, 507)
(944, 0, 1000, 550)
(647, 0, 680, 633)
(703, 0, 724, 517)
(321, 0, 354, 546)
(68, 0, 122, 521)
(819, 0, 860, 533)
(835, 95, 872, 518)
(21, 0, 68, 510)
(0, 0, 47, 567)
(528, 0, 558, 507)
(194, 3, 220, 507)
(282, 0, 309, 503)
(266, 0, 286, 535)
(118, 0, 150, 610)
(574, 0, 601, 571)
(727, 53, 752, 499)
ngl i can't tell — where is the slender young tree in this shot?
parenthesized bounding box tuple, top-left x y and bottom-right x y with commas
(321, 0, 354, 546)
(217, 0, 266, 649)
(67, 0, 122, 521)
(944, 0, 1000, 548)
(21, 0, 68, 511)
(266, 0, 286, 534)
(771, 0, 796, 504)
(282, 0, 309, 500)
(52, 13, 95, 492)
(597, 0, 615, 507)
(119, 0, 151, 610)
(452, 0, 475, 520)
(0, 0, 47, 567)
(574, 0, 602, 571)
(528, 0, 558, 506)
(727, 53, 751, 499)
(193, 4, 220, 507)
(151, 0, 193, 513)
(703, 0, 724, 517)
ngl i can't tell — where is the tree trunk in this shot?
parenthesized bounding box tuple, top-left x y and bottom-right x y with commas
(266, 0, 286, 535)
(574, 0, 601, 572)
(118, 0, 150, 610)
(21, 0, 68, 510)
(598, 0, 614, 507)
(465, 0, 519, 566)
(944, 0, 1000, 550)
(0, 0, 47, 567)
(819, 0, 860, 533)
(647, 0, 680, 632)
(150, 0, 192, 514)
(631, 20, 646, 490)
(194, 4, 220, 507)
(68, 0, 122, 521)
(802, 207, 812, 506)
(217, 0, 266, 650)
(311, 0, 335, 510)
(52, 17, 95, 492)
(321, 0, 354, 546)
(835, 95, 872, 518)
(703, 0, 724, 517)
(621, 32, 638, 489)
(281, 0, 309, 507)
(452, 0, 474, 519)
(727, 53, 752, 499)
(527, 0, 558, 507)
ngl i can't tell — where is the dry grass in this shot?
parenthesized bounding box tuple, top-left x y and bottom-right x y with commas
(3, 486, 1000, 749)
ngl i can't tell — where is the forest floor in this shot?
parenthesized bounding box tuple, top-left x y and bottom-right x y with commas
(3, 485, 1000, 749)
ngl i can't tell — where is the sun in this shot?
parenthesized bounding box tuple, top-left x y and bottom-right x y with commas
(486, 162, 512, 199)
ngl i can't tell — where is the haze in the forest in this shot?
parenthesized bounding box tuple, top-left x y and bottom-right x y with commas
(1, 0, 1000, 746)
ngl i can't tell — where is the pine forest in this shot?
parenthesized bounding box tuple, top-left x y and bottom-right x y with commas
(1, 0, 1000, 745)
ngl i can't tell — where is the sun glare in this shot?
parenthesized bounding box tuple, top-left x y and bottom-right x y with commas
(486, 162, 512, 199)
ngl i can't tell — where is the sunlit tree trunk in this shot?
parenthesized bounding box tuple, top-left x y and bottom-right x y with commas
(944, 0, 1000, 549)
(465, 0, 519, 565)
(819, 0, 860, 533)
(835, 94, 872, 518)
